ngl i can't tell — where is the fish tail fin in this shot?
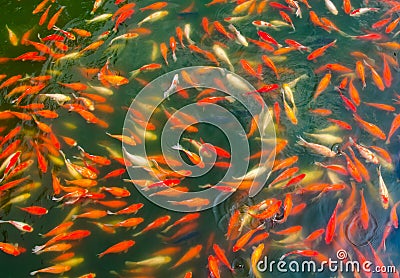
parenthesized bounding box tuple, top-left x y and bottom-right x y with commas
(296, 135, 307, 145)
(225, 96, 236, 103)
(171, 143, 183, 151)
(71, 215, 77, 221)
(107, 210, 116, 215)
(30, 271, 38, 276)
(161, 225, 172, 233)
(32, 245, 45, 254)
(129, 69, 140, 79)
(132, 231, 142, 237)
(77, 145, 84, 153)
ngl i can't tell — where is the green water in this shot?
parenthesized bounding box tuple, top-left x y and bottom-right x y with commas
(0, 0, 399, 277)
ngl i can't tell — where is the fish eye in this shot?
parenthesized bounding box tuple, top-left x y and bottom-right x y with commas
(331, 143, 342, 153)
(232, 257, 250, 277)
(274, 210, 284, 221)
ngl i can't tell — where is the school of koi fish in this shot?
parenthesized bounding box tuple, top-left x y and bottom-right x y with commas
(0, 0, 400, 277)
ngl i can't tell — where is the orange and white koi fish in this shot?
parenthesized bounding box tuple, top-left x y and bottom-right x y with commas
(0, 220, 33, 232)
(297, 136, 337, 157)
(172, 144, 204, 168)
(377, 166, 389, 209)
(348, 137, 379, 164)
(350, 7, 379, 17)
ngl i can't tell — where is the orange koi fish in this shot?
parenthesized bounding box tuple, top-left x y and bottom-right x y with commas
(364, 60, 384, 91)
(359, 189, 369, 230)
(213, 244, 233, 271)
(273, 225, 302, 235)
(0, 242, 25, 256)
(47, 6, 65, 30)
(390, 201, 399, 229)
(233, 227, 260, 252)
(100, 186, 130, 198)
(140, 2, 168, 11)
(32, 0, 49, 14)
(6, 25, 18, 46)
(382, 55, 392, 88)
(355, 60, 366, 88)
(30, 265, 71, 276)
(208, 255, 221, 278)
(133, 215, 171, 237)
(304, 228, 325, 243)
(98, 240, 135, 258)
(307, 40, 336, 60)
(172, 144, 204, 168)
(325, 198, 342, 244)
(112, 217, 144, 228)
(348, 78, 360, 106)
(240, 59, 262, 80)
(162, 213, 200, 233)
(19, 206, 48, 216)
(313, 72, 331, 100)
(171, 245, 202, 269)
(72, 210, 107, 220)
(39, 5, 52, 26)
(353, 114, 386, 140)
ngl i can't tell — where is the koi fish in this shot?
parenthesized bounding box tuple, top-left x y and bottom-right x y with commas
(0, 220, 33, 232)
(307, 39, 336, 60)
(19, 206, 48, 216)
(377, 166, 389, 209)
(171, 245, 202, 269)
(350, 7, 380, 17)
(98, 240, 135, 258)
(297, 136, 337, 157)
(125, 255, 171, 267)
(163, 74, 179, 98)
(353, 114, 386, 140)
(0, 242, 25, 256)
(6, 25, 18, 46)
(30, 265, 71, 276)
(359, 189, 369, 230)
(133, 215, 171, 237)
(325, 198, 343, 244)
(138, 11, 169, 26)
